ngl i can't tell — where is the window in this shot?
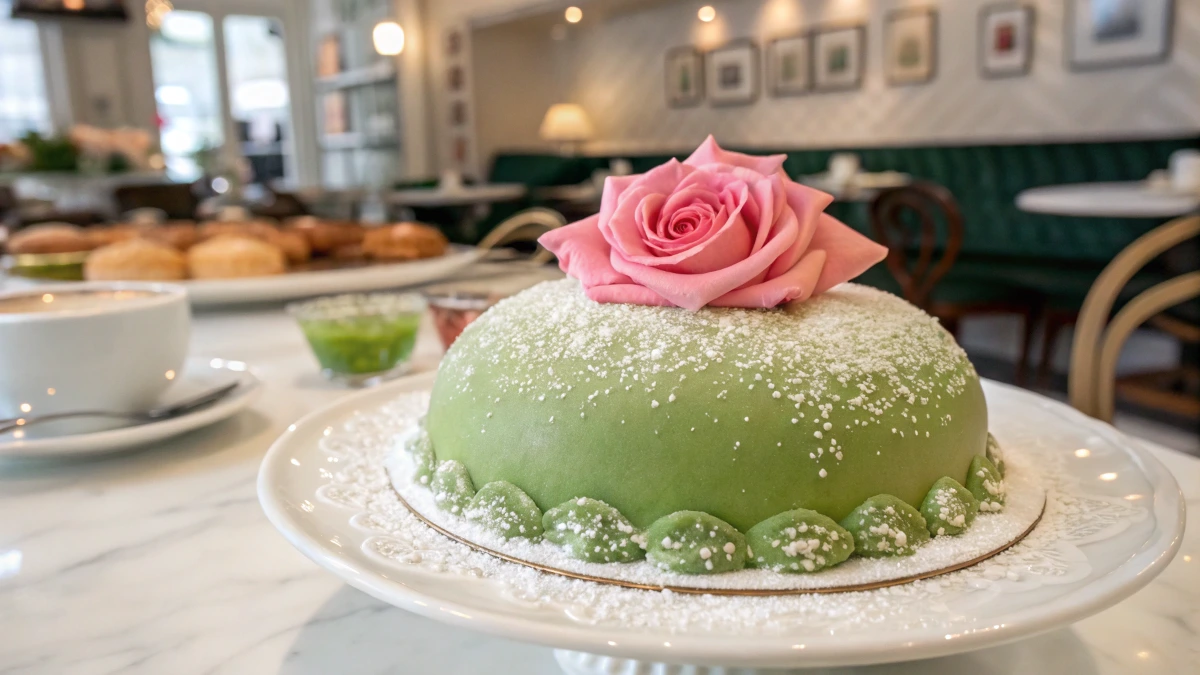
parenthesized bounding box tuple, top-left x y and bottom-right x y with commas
(0, 0, 52, 142)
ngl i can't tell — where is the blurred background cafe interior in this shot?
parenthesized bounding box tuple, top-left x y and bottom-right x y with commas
(0, 0, 1198, 668)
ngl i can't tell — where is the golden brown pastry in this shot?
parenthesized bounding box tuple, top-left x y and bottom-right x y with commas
(260, 228, 311, 264)
(6, 223, 95, 254)
(197, 219, 279, 242)
(84, 238, 187, 281)
(186, 235, 286, 279)
(285, 216, 365, 253)
(330, 243, 365, 260)
(86, 224, 146, 248)
(361, 223, 448, 261)
(141, 221, 199, 251)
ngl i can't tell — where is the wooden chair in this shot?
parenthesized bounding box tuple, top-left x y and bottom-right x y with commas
(477, 207, 566, 264)
(869, 182, 1038, 381)
(1069, 215, 1200, 422)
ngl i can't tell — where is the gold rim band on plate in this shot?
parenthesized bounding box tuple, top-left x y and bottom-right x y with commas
(393, 486, 1046, 596)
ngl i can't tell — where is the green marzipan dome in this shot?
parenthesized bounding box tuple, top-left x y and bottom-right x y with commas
(425, 279, 988, 532)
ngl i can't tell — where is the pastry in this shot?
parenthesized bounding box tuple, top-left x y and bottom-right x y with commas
(86, 224, 146, 248)
(406, 280, 1005, 573)
(141, 221, 199, 251)
(197, 219, 279, 242)
(261, 228, 311, 264)
(84, 238, 186, 281)
(6, 223, 95, 254)
(285, 216, 364, 254)
(186, 235, 286, 279)
(362, 223, 448, 260)
(396, 140, 1006, 576)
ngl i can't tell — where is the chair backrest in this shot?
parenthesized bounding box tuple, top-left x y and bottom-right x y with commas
(868, 182, 964, 309)
(477, 207, 567, 264)
(1069, 214, 1200, 420)
(113, 183, 199, 219)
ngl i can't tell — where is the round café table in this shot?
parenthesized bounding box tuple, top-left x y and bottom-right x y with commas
(384, 183, 527, 208)
(385, 183, 528, 242)
(0, 265, 1197, 674)
(799, 171, 911, 203)
(1016, 182, 1200, 218)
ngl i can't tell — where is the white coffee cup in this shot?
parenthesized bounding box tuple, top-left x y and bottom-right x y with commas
(0, 282, 190, 435)
(828, 152, 861, 184)
(1168, 149, 1200, 194)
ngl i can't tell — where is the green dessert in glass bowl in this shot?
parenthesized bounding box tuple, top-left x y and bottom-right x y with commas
(289, 293, 426, 386)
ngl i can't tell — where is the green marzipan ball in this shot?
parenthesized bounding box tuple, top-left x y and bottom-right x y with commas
(646, 511, 747, 574)
(920, 477, 980, 537)
(745, 508, 854, 573)
(407, 429, 436, 486)
(464, 481, 544, 540)
(985, 433, 1006, 477)
(431, 460, 476, 515)
(966, 455, 1006, 513)
(542, 497, 647, 563)
(839, 494, 931, 558)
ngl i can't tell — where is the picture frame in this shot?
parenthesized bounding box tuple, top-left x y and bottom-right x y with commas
(980, 4, 1035, 78)
(885, 8, 938, 86)
(812, 25, 866, 92)
(706, 40, 759, 107)
(1067, 0, 1174, 71)
(766, 34, 811, 97)
(665, 46, 705, 108)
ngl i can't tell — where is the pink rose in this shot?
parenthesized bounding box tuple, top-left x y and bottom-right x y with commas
(538, 136, 888, 310)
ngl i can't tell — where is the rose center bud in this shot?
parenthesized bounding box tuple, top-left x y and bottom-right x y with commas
(667, 204, 712, 239)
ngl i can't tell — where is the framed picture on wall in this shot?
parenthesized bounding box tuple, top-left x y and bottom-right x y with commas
(665, 46, 704, 107)
(706, 40, 759, 106)
(980, 4, 1035, 77)
(1067, 0, 1174, 71)
(812, 25, 865, 91)
(767, 34, 811, 96)
(885, 8, 937, 85)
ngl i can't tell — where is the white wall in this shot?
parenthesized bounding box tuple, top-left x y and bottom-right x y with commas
(426, 0, 1199, 173)
(566, 0, 1200, 154)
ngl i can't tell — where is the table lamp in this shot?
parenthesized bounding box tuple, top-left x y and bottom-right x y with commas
(539, 103, 593, 155)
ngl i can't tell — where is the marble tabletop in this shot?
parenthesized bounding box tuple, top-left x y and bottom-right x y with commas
(0, 265, 1197, 675)
(1016, 182, 1200, 218)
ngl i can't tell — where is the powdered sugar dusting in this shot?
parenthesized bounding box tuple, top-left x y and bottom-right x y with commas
(434, 280, 976, 482)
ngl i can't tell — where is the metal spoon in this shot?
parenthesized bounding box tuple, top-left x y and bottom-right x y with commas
(0, 382, 241, 434)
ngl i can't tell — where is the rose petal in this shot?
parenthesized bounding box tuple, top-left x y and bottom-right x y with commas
(538, 215, 632, 287)
(766, 180, 830, 279)
(603, 162, 692, 257)
(585, 283, 674, 306)
(618, 183, 753, 274)
(610, 207, 799, 310)
(684, 135, 787, 177)
(807, 213, 889, 295)
(711, 249, 827, 308)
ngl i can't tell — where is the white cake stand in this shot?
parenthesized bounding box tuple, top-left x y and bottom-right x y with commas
(258, 372, 1184, 672)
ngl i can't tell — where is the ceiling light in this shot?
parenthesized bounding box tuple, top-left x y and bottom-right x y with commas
(373, 21, 405, 56)
(565, 6, 583, 23)
(698, 6, 716, 22)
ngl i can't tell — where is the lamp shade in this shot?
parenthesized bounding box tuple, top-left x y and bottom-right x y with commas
(539, 104, 594, 143)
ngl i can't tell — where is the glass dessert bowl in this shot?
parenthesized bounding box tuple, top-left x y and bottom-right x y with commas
(289, 292, 425, 387)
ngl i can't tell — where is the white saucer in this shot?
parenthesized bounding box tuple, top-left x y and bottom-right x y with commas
(0, 356, 261, 459)
(258, 373, 1184, 670)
